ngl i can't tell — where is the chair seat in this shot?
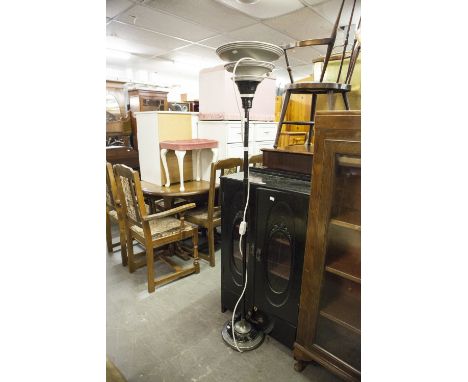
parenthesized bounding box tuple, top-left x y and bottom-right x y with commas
(185, 207, 221, 227)
(131, 217, 195, 241)
(286, 82, 351, 94)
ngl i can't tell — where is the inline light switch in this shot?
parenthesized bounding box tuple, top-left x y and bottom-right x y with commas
(239, 221, 247, 235)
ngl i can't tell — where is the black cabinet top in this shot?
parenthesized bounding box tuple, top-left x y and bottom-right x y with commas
(221, 168, 311, 196)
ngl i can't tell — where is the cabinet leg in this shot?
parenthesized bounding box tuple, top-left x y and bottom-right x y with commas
(160, 149, 170, 187)
(294, 360, 306, 372)
(175, 150, 186, 192)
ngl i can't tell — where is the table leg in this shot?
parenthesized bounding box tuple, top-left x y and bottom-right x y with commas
(194, 149, 201, 181)
(175, 150, 186, 192)
(160, 148, 170, 187)
(162, 196, 173, 210)
(211, 148, 218, 163)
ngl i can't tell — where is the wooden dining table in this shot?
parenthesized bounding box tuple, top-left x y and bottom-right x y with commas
(141, 179, 218, 211)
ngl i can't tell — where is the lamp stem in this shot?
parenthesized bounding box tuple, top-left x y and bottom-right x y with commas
(241, 105, 250, 320)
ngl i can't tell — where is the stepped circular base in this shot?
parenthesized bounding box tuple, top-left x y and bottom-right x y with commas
(221, 319, 265, 351)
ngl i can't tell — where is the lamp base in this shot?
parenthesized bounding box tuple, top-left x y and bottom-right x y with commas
(221, 318, 265, 351)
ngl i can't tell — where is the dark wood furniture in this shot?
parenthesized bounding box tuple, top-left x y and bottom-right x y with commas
(293, 111, 361, 381)
(113, 164, 200, 293)
(106, 146, 140, 170)
(263, 110, 361, 175)
(274, 0, 361, 147)
(188, 100, 199, 112)
(106, 86, 140, 169)
(220, 167, 311, 348)
(106, 116, 139, 169)
(262, 145, 314, 175)
(129, 89, 168, 150)
(185, 158, 243, 267)
(106, 162, 127, 266)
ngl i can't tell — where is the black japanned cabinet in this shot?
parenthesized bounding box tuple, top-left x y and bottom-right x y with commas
(220, 168, 310, 348)
(220, 176, 245, 313)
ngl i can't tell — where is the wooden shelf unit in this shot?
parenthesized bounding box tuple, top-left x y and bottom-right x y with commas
(325, 250, 361, 284)
(320, 290, 361, 335)
(294, 111, 361, 381)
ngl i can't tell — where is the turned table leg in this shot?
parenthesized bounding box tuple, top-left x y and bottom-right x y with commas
(160, 148, 170, 187)
(211, 148, 218, 163)
(175, 150, 186, 192)
(194, 149, 201, 181)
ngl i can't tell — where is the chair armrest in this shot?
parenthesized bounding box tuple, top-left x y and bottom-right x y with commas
(143, 203, 196, 221)
(284, 38, 333, 50)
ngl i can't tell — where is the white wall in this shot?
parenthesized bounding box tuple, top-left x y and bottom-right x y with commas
(106, 64, 199, 101)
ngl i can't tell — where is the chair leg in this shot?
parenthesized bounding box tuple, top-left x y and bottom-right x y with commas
(126, 227, 136, 273)
(146, 240, 155, 293)
(193, 229, 200, 273)
(118, 221, 128, 266)
(207, 226, 215, 267)
(326, 90, 336, 110)
(342, 92, 350, 110)
(106, 212, 112, 253)
(273, 89, 291, 148)
(307, 94, 318, 146)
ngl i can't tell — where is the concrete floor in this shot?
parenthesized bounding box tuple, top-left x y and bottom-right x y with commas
(107, 227, 341, 382)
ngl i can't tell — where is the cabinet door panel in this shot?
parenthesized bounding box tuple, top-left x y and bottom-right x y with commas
(254, 187, 307, 324)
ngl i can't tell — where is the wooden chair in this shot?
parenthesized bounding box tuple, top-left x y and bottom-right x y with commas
(106, 162, 127, 266)
(273, 0, 361, 148)
(248, 154, 263, 168)
(185, 158, 243, 267)
(113, 164, 200, 293)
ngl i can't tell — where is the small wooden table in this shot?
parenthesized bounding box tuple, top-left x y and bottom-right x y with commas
(159, 139, 218, 192)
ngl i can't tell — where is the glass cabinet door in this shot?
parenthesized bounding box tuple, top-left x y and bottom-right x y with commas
(314, 153, 361, 371)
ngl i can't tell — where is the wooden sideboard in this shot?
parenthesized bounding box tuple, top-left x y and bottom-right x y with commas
(129, 89, 168, 150)
(293, 111, 361, 381)
(106, 81, 139, 169)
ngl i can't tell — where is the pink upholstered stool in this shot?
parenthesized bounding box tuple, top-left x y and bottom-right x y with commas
(159, 139, 219, 191)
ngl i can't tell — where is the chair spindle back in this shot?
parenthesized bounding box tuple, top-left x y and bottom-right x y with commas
(284, 0, 360, 85)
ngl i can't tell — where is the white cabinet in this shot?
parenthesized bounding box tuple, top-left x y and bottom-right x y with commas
(198, 120, 277, 181)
